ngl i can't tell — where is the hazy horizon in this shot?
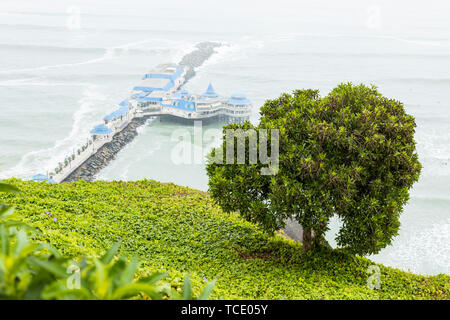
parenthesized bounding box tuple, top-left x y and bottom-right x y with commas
(0, 0, 449, 276)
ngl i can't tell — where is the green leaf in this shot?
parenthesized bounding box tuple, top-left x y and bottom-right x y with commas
(28, 256, 69, 279)
(112, 283, 162, 300)
(37, 243, 64, 259)
(0, 205, 14, 219)
(118, 256, 139, 286)
(0, 225, 10, 255)
(100, 241, 121, 264)
(182, 275, 192, 300)
(0, 183, 19, 193)
(93, 258, 108, 298)
(198, 279, 217, 300)
(139, 272, 167, 285)
(14, 229, 29, 256)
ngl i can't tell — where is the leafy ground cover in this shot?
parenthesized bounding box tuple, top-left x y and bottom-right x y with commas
(1, 178, 448, 299)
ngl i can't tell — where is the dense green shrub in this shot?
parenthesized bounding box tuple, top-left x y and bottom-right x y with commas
(1, 179, 447, 300)
(207, 84, 421, 255)
(0, 181, 215, 300)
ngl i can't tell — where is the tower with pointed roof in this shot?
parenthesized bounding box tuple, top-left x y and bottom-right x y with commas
(202, 83, 219, 98)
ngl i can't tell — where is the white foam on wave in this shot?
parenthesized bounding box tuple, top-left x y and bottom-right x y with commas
(196, 38, 265, 72)
(326, 211, 450, 275)
(0, 77, 90, 87)
(264, 32, 450, 50)
(0, 38, 174, 75)
(0, 84, 108, 179)
(0, 38, 198, 180)
(371, 220, 450, 275)
(415, 127, 450, 178)
(169, 41, 198, 64)
(386, 36, 450, 49)
(417, 130, 450, 160)
(0, 49, 116, 74)
(0, 77, 40, 86)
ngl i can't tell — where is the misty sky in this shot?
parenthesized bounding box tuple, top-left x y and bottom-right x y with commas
(1, 0, 449, 38)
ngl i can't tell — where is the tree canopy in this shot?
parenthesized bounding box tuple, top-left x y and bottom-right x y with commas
(206, 83, 421, 255)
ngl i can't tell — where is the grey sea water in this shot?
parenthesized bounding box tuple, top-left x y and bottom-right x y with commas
(0, 0, 449, 275)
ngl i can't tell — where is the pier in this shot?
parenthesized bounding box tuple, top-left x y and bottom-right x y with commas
(32, 42, 252, 184)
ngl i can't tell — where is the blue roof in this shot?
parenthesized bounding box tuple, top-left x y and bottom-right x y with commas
(142, 68, 184, 81)
(103, 106, 129, 121)
(119, 100, 130, 107)
(133, 81, 174, 92)
(32, 174, 56, 183)
(132, 92, 148, 99)
(202, 83, 218, 98)
(231, 94, 246, 99)
(32, 174, 48, 182)
(118, 106, 129, 114)
(133, 86, 154, 92)
(134, 69, 183, 93)
(103, 112, 117, 121)
(90, 124, 113, 135)
(228, 94, 251, 105)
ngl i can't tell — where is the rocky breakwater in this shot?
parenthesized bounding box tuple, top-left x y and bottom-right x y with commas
(63, 116, 151, 182)
(179, 41, 221, 81)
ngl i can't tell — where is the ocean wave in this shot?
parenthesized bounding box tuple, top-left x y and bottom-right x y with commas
(0, 84, 109, 180)
(0, 48, 117, 74)
(0, 39, 195, 75)
(410, 190, 450, 203)
(0, 73, 147, 87)
(0, 23, 69, 32)
(270, 51, 450, 60)
(268, 32, 450, 47)
(0, 22, 232, 36)
(380, 78, 450, 84)
(0, 77, 92, 87)
(196, 39, 265, 72)
(0, 43, 105, 53)
(327, 207, 449, 276)
(387, 36, 450, 48)
(371, 221, 450, 276)
(170, 42, 198, 65)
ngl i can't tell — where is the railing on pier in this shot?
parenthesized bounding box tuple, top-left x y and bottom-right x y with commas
(51, 111, 133, 183)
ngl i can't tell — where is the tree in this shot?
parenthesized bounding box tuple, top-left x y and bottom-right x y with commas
(206, 83, 421, 255)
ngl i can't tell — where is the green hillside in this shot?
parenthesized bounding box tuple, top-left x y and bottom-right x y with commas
(1, 179, 448, 299)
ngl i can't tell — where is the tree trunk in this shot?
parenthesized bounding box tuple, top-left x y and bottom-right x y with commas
(302, 227, 314, 252)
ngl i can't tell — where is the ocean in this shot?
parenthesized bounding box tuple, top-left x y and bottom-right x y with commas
(0, 0, 449, 275)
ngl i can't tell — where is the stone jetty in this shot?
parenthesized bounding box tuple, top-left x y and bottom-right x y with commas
(179, 41, 221, 81)
(62, 41, 221, 182)
(63, 116, 151, 182)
